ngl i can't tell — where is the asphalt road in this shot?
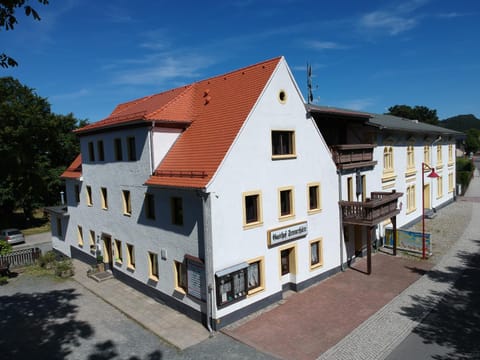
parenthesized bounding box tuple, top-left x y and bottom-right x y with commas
(0, 273, 276, 360)
(14, 231, 52, 254)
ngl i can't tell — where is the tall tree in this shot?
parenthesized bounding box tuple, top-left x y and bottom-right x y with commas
(387, 105, 439, 125)
(1, 0, 49, 68)
(0, 77, 86, 219)
(465, 128, 480, 155)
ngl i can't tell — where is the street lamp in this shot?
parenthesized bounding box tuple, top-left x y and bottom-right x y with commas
(422, 162, 439, 259)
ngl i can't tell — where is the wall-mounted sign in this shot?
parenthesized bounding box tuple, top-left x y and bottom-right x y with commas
(267, 221, 308, 247)
(186, 256, 206, 301)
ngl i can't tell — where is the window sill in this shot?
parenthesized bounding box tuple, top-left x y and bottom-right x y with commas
(405, 169, 417, 177)
(127, 265, 135, 272)
(272, 154, 297, 160)
(123, 213, 132, 217)
(149, 275, 159, 282)
(436, 164, 444, 170)
(278, 214, 295, 222)
(243, 221, 263, 230)
(247, 286, 265, 297)
(307, 209, 322, 215)
(382, 172, 397, 183)
(406, 208, 416, 215)
(309, 263, 323, 271)
(174, 287, 187, 295)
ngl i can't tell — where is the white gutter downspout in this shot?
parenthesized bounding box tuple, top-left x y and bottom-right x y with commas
(338, 170, 346, 271)
(201, 191, 214, 335)
(149, 122, 155, 174)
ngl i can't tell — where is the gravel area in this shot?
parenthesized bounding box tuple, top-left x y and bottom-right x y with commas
(402, 199, 473, 265)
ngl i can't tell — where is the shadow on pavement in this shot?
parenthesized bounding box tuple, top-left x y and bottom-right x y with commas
(398, 240, 480, 359)
(0, 286, 163, 360)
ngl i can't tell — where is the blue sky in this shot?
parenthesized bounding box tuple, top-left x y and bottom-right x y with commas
(2, 0, 479, 122)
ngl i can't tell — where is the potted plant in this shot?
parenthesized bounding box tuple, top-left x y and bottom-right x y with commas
(96, 254, 105, 272)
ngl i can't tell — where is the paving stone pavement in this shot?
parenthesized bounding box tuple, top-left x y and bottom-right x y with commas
(318, 173, 480, 360)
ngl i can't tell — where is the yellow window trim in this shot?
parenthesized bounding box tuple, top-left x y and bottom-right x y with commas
(271, 129, 296, 160)
(247, 256, 265, 297)
(277, 185, 295, 221)
(242, 190, 264, 230)
(307, 182, 322, 215)
(148, 251, 159, 282)
(309, 238, 323, 271)
(173, 261, 186, 295)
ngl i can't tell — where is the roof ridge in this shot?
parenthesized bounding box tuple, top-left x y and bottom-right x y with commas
(146, 85, 194, 120)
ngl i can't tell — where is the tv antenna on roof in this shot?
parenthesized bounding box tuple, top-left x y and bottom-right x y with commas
(307, 62, 314, 104)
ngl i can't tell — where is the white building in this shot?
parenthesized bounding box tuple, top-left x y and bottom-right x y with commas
(47, 57, 461, 329)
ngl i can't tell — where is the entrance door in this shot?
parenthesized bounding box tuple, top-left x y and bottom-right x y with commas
(102, 235, 113, 270)
(423, 184, 431, 209)
(281, 249, 291, 275)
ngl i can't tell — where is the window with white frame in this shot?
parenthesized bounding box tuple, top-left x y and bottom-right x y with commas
(383, 146, 394, 174)
(407, 145, 415, 171)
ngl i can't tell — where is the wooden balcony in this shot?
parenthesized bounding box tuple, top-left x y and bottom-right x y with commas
(340, 191, 403, 226)
(331, 144, 377, 170)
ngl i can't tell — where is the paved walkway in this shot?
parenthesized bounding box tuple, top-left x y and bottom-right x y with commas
(318, 171, 480, 360)
(72, 260, 210, 350)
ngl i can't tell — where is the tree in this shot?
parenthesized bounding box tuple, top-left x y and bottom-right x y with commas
(0, 77, 86, 219)
(387, 105, 439, 125)
(1, 0, 49, 68)
(465, 128, 480, 155)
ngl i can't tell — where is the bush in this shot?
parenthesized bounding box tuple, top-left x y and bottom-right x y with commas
(0, 276, 8, 285)
(38, 251, 57, 269)
(0, 240, 12, 256)
(54, 259, 74, 278)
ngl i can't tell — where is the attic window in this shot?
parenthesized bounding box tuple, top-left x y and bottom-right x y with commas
(278, 90, 287, 104)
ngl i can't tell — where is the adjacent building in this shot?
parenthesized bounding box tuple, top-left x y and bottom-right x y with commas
(47, 57, 461, 329)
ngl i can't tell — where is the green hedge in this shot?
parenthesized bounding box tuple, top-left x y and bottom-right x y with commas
(456, 158, 475, 195)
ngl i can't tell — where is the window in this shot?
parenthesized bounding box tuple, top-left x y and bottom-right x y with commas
(436, 144, 443, 167)
(97, 140, 105, 161)
(56, 217, 63, 238)
(424, 145, 431, 166)
(406, 145, 415, 171)
(278, 187, 294, 219)
(145, 193, 155, 220)
(77, 225, 83, 246)
(88, 141, 95, 162)
(122, 190, 131, 216)
(310, 239, 323, 269)
(174, 261, 187, 293)
(307, 183, 321, 213)
(271, 130, 295, 158)
(75, 185, 80, 204)
(243, 191, 263, 228)
(280, 248, 292, 275)
(100, 187, 108, 210)
(437, 175, 443, 198)
(127, 136, 136, 161)
(86, 186, 93, 206)
(171, 197, 183, 225)
(383, 146, 394, 173)
(448, 144, 453, 164)
(406, 185, 416, 213)
(89, 230, 95, 252)
(127, 243, 135, 270)
(148, 252, 159, 281)
(448, 172, 454, 193)
(247, 257, 265, 295)
(114, 239, 122, 263)
(114, 138, 123, 161)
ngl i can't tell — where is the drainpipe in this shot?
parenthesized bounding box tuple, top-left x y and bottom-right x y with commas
(338, 170, 345, 271)
(149, 122, 155, 174)
(201, 190, 214, 335)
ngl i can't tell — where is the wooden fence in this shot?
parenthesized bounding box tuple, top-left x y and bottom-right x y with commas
(0, 247, 42, 269)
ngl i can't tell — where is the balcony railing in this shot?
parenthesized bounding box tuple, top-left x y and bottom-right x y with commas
(331, 144, 377, 170)
(340, 190, 403, 226)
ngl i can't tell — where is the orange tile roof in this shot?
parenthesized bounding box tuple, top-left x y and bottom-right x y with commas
(146, 57, 282, 188)
(66, 56, 282, 188)
(61, 154, 82, 179)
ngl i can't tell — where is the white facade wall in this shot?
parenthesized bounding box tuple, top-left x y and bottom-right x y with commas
(207, 60, 340, 318)
(152, 128, 182, 169)
(56, 126, 204, 313)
